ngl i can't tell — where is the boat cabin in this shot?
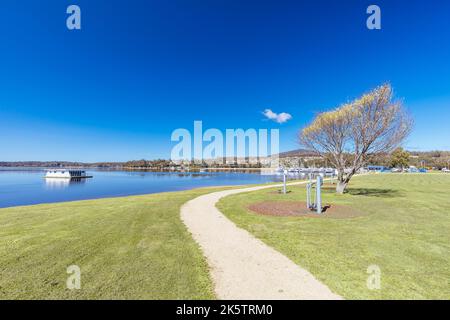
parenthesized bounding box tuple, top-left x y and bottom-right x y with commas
(45, 170, 90, 179)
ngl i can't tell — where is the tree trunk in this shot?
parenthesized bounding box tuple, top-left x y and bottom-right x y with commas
(336, 181, 348, 194)
(335, 168, 347, 194)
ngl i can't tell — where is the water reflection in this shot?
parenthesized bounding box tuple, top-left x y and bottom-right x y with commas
(45, 178, 86, 189)
(1, 168, 291, 208)
(125, 172, 221, 179)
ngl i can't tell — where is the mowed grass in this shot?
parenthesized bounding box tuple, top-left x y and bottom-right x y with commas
(217, 174, 450, 299)
(0, 187, 230, 300)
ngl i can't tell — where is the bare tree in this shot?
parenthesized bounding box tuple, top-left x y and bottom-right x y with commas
(299, 84, 413, 194)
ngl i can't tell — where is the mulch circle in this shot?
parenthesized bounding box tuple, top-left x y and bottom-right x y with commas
(268, 184, 338, 194)
(247, 201, 364, 219)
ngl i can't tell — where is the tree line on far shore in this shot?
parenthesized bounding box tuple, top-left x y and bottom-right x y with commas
(1, 149, 449, 170)
(0, 161, 122, 168)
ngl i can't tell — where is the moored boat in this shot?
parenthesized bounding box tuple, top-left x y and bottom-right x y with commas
(44, 169, 93, 179)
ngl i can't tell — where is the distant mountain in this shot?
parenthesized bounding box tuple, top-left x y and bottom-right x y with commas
(2, 150, 448, 168)
(278, 149, 317, 158)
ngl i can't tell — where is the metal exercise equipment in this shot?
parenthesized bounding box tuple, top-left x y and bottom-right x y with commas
(282, 170, 287, 194)
(306, 175, 323, 214)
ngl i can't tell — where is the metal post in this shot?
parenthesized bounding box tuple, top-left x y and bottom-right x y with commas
(283, 170, 287, 194)
(316, 175, 322, 214)
(306, 183, 311, 209)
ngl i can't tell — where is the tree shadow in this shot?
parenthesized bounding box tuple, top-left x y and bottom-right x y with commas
(345, 188, 402, 198)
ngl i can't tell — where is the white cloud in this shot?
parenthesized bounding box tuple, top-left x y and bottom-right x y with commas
(262, 109, 292, 124)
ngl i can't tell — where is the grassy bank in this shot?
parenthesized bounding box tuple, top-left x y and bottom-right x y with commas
(217, 174, 450, 299)
(0, 187, 233, 300)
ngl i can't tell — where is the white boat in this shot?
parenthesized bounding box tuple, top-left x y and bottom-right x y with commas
(45, 169, 92, 179)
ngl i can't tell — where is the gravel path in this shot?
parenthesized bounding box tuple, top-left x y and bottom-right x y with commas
(180, 181, 342, 300)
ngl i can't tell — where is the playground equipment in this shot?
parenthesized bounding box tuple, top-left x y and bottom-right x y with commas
(306, 175, 323, 214)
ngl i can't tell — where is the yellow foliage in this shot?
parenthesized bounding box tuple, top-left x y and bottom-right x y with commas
(302, 83, 392, 137)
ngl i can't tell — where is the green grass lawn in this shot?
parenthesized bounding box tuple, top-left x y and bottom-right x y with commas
(217, 174, 450, 299)
(0, 187, 231, 300)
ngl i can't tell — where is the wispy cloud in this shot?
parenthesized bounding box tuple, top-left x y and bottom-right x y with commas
(262, 109, 292, 124)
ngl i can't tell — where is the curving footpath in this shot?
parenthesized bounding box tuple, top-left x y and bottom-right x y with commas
(180, 181, 342, 300)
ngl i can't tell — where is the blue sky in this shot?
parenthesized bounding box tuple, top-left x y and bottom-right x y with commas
(1, 0, 449, 162)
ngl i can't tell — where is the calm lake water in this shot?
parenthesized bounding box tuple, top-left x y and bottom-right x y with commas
(0, 168, 292, 208)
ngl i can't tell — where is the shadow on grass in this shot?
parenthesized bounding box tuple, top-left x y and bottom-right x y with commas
(345, 188, 402, 198)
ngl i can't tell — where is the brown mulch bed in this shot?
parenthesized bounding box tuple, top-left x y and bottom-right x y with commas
(247, 201, 364, 219)
(268, 184, 338, 194)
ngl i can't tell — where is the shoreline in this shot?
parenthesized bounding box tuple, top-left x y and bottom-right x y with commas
(0, 179, 305, 211)
(0, 169, 290, 209)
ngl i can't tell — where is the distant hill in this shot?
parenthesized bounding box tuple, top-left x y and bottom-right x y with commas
(2, 150, 449, 169)
(278, 149, 317, 158)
